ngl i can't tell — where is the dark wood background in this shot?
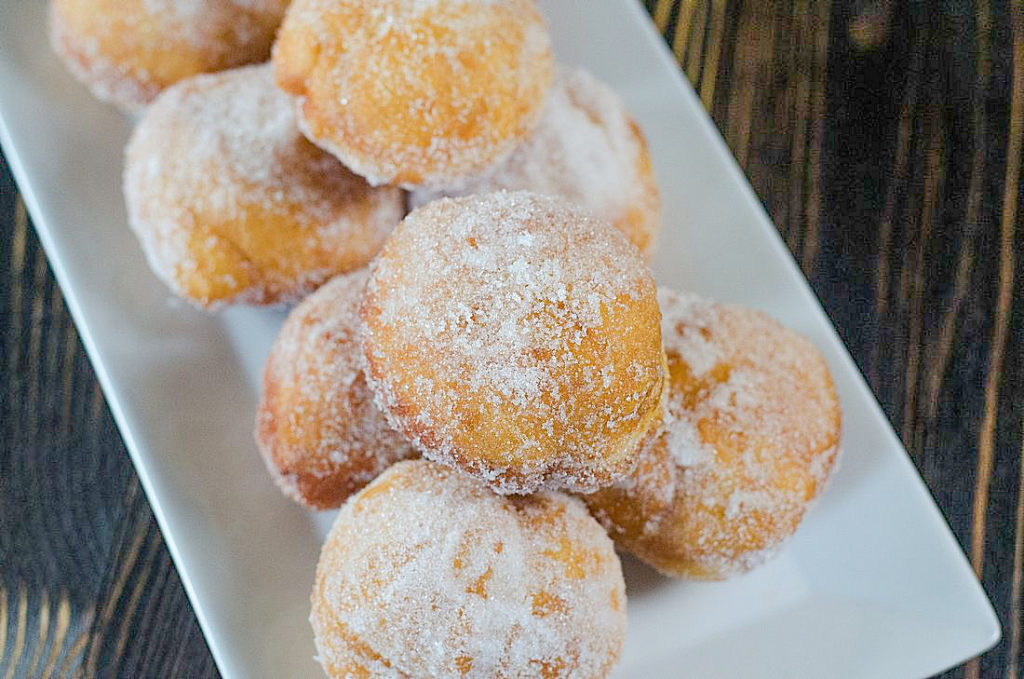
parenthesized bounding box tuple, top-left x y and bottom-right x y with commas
(2, 0, 1022, 676)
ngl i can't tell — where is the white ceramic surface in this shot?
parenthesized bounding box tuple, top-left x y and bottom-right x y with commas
(0, 1, 1000, 677)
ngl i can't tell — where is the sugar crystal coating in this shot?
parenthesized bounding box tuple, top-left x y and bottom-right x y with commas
(412, 66, 661, 255)
(49, 0, 289, 111)
(273, 0, 553, 188)
(584, 288, 841, 579)
(124, 65, 404, 309)
(256, 270, 418, 510)
(312, 460, 626, 678)
(360, 191, 666, 494)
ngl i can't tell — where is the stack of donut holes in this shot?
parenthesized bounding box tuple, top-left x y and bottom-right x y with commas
(52, 0, 843, 676)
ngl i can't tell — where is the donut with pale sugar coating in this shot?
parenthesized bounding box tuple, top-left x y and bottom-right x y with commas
(256, 270, 417, 510)
(360, 191, 666, 495)
(311, 459, 626, 679)
(583, 288, 841, 580)
(124, 65, 404, 310)
(272, 0, 553, 189)
(48, 0, 289, 111)
(412, 66, 662, 256)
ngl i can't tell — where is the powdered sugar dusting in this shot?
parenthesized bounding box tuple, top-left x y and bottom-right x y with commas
(586, 287, 841, 579)
(361, 191, 665, 494)
(312, 460, 626, 678)
(124, 64, 404, 308)
(256, 270, 417, 509)
(412, 66, 661, 254)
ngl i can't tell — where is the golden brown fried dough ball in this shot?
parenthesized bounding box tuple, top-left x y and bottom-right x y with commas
(273, 0, 553, 189)
(311, 459, 627, 679)
(412, 66, 661, 256)
(360, 191, 666, 495)
(256, 270, 417, 510)
(49, 0, 289, 111)
(124, 65, 404, 309)
(584, 288, 841, 580)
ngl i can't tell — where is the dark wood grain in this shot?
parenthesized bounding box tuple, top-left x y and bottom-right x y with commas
(2, 1, 1023, 676)
(0, 160, 217, 677)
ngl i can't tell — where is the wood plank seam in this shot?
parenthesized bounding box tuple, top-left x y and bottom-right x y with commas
(928, 0, 993, 428)
(872, 21, 924, 323)
(785, 0, 811, 258)
(900, 68, 946, 448)
(967, 5, 1020, 676)
(24, 244, 48, 451)
(1008, 423, 1024, 679)
(800, 0, 831, 274)
(6, 199, 27, 452)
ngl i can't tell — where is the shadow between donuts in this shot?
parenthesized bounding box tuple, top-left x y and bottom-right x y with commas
(618, 550, 666, 597)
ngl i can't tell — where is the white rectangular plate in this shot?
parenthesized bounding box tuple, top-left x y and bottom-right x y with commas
(0, 1, 1000, 677)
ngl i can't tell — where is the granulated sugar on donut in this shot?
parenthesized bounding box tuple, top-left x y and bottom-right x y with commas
(412, 66, 661, 255)
(256, 270, 417, 510)
(49, 0, 289, 111)
(360, 191, 666, 495)
(124, 64, 404, 309)
(273, 0, 553, 188)
(584, 287, 841, 579)
(311, 460, 626, 679)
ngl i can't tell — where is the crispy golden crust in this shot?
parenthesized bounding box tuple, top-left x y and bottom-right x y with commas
(360, 191, 665, 495)
(272, 0, 552, 189)
(124, 66, 405, 309)
(584, 289, 841, 580)
(49, 0, 288, 111)
(311, 460, 626, 678)
(255, 271, 417, 510)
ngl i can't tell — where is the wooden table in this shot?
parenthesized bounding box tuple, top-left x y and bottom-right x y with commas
(1, 1, 1021, 676)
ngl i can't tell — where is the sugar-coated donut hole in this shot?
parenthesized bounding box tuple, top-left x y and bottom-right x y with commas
(124, 65, 404, 309)
(412, 66, 662, 256)
(584, 288, 841, 580)
(256, 270, 417, 510)
(49, 0, 289, 111)
(311, 460, 626, 678)
(273, 0, 553, 189)
(360, 191, 666, 495)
